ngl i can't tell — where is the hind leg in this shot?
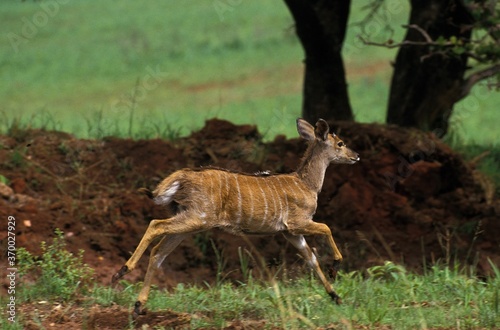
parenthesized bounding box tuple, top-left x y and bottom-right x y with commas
(134, 233, 186, 316)
(112, 214, 207, 283)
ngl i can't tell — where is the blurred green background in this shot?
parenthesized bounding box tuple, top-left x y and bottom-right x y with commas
(1, 0, 498, 144)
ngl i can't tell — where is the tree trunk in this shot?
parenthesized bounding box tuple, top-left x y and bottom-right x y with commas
(284, 0, 353, 123)
(387, 0, 474, 136)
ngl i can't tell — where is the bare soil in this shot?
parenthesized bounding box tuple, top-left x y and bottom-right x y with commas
(1, 118, 499, 329)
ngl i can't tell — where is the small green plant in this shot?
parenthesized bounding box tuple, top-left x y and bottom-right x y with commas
(238, 246, 253, 282)
(158, 121, 183, 141)
(9, 149, 26, 169)
(367, 260, 407, 281)
(57, 141, 71, 156)
(0, 174, 9, 185)
(1, 112, 29, 142)
(17, 228, 94, 302)
(211, 239, 227, 287)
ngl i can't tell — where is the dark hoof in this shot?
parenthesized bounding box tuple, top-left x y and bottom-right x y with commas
(328, 267, 338, 280)
(111, 265, 128, 284)
(133, 301, 146, 317)
(329, 292, 342, 305)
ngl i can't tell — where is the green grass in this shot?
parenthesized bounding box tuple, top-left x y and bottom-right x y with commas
(107, 265, 499, 329)
(4, 232, 500, 329)
(1, 0, 304, 139)
(8, 262, 500, 329)
(1, 0, 498, 142)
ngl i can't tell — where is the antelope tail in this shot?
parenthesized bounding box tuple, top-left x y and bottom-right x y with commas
(137, 188, 154, 199)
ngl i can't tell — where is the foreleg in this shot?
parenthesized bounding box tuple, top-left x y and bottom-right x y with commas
(283, 232, 341, 304)
(290, 221, 343, 277)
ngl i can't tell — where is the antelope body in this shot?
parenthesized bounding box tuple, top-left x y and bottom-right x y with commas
(112, 118, 359, 316)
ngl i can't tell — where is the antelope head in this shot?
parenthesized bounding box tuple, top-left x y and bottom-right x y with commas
(297, 118, 360, 165)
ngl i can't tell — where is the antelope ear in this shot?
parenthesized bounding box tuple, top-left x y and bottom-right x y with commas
(314, 119, 330, 141)
(296, 118, 315, 141)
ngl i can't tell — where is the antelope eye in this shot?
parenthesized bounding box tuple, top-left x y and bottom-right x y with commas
(337, 141, 345, 147)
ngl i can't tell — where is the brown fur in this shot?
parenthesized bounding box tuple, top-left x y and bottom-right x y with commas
(113, 118, 359, 315)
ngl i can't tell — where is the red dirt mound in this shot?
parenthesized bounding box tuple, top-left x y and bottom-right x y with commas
(1, 119, 499, 294)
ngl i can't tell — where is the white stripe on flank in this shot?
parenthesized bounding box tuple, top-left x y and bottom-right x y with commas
(269, 179, 283, 223)
(276, 177, 289, 224)
(208, 173, 217, 212)
(234, 174, 242, 224)
(217, 171, 223, 211)
(225, 172, 230, 197)
(293, 179, 309, 205)
(247, 176, 254, 221)
(255, 178, 268, 225)
(284, 176, 298, 203)
(264, 180, 277, 227)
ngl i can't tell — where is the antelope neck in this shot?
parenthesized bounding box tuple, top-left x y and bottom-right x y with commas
(296, 146, 329, 194)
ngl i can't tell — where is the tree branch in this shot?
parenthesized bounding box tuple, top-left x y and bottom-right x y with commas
(352, 0, 385, 28)
(358, 24, 454, 48)
(404, 24, 433, 43)
(358, 35, 429, 48)
(460, 63, 500, 99)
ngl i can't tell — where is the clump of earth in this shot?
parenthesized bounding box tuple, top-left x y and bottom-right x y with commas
(1, 118, 499, 294)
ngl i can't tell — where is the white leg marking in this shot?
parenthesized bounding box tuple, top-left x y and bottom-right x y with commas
(291, 235, 318, 268)
(298, 235, 307, 248)
(308, 251, 319, 268)
(156, 250, 171, 268)
(155, 234, 186, 268)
